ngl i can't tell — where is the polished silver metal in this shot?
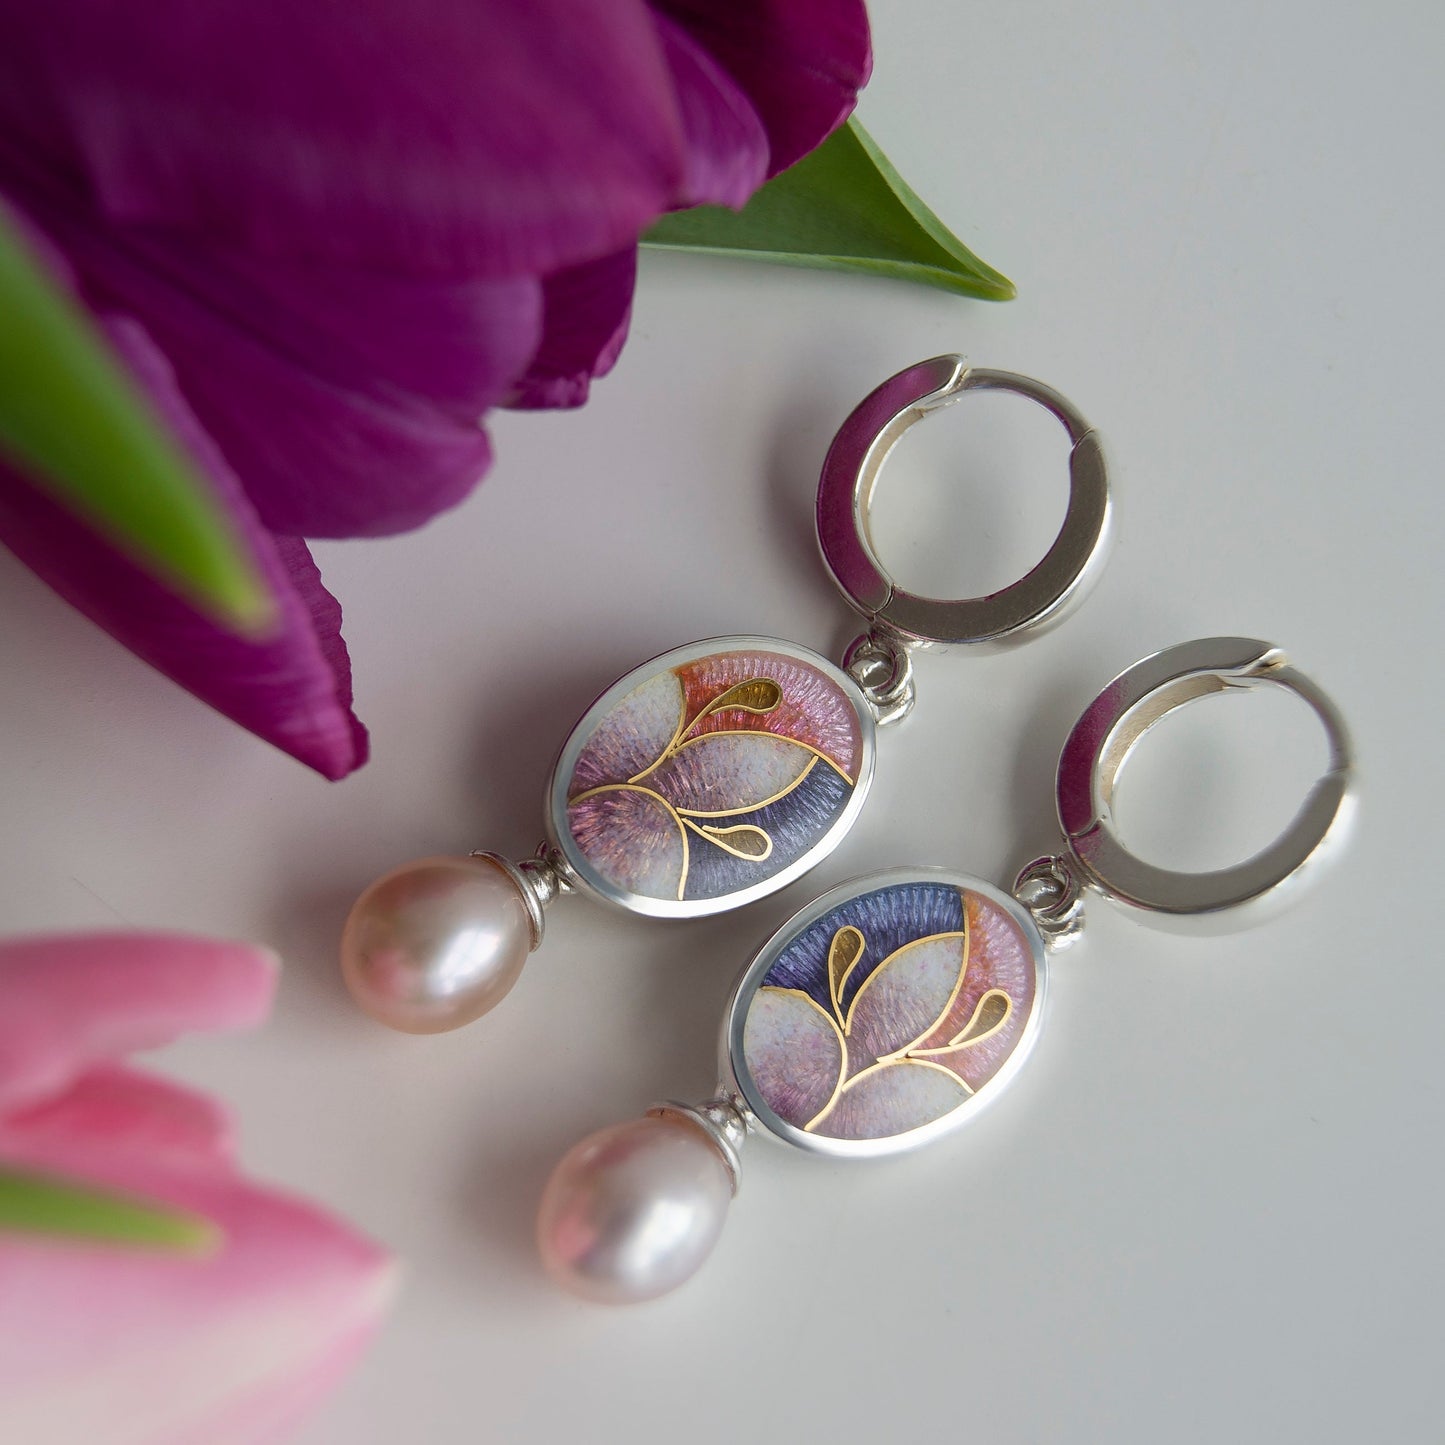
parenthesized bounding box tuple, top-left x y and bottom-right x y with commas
(464, 844, 575, 951)
(1056, 637, 1357, 932)
(842, 628, 916, 725)
(647, 1095, 750, 1194)
(1012, 853, 1086, 950)
(546, 635, 878, 921)
(721, 868, 1048, 1160)
(468, 851, 550, 951)
(816, 356, 1112, 650)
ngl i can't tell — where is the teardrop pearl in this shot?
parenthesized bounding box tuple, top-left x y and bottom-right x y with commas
(538, 1115, 733, 1304)
(340, 855, 533, 1033)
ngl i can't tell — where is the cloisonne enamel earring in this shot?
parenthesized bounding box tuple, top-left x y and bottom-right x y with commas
(341, 357, 1111, 1032)
(536, 637, 1356, 1303)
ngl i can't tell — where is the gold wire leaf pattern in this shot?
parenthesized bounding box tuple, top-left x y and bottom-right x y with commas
(699, 677, 783, 717)
(566, 652, 865, 903)
(745, 886, 1037, 1140)
(687, 821, 774, 860)
(949, 989, 1011, 1047)
(827, 925, 866, 1018)
(841, 929, 968, 1064)
(911, 989, 1013, 1058)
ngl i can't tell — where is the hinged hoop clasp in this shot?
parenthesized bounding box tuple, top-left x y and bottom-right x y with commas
(816, 356, 1112, 650)
(1055, 637, 1357, 931)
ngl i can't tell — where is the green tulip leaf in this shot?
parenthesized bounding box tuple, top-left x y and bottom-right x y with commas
(0, 1165, 220, 1252)
(643, 117, 1014, 301)
(0, 208, 275, 633)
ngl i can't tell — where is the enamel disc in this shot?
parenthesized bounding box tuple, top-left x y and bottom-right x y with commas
(726, 870, 1046, 1158)
(547, 637, 875, 919)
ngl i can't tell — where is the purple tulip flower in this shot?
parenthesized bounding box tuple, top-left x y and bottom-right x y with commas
(0, 1, 870, 778)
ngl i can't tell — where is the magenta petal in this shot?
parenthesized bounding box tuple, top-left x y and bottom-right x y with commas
(5, 166, 541, 536)
(0, 314, 368, 777)
(506, 250, 637, 412)
(0, 934, 276, 1115)
(0, 1, 692, 277)
(652, 13, 770, 208)
(655, 0, 872, 174)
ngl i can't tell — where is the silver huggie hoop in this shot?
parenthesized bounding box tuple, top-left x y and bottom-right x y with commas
(816, 356, 1112, 650)
(1054, 636, 1357, 932)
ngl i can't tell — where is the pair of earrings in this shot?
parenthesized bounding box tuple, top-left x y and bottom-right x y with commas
(341, 357, 1355, 1304)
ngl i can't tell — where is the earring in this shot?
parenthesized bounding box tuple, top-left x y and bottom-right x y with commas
(535, 637, 1356, 1303)
(340, 357, 1111, 1032)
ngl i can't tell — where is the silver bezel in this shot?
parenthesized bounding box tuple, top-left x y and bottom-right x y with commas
(721, 867, 1048, 1160)
(545, 635, 877, 920)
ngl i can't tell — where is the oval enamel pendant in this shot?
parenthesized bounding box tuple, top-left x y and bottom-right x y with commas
(538, 640, 1354, 1302)
(726, 870, 1046, 1156)
(547, 637, 876, 919)
(343, 360, 1112, 1036)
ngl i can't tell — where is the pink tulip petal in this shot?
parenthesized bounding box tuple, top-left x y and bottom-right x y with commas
(6, 164, 540, 536)
(652, 13, 770, 208)
(175, 1317, 382, 1445)
(0, 303, 369, 776)
(0, 934, 277, 1115)
(655, 0, 872, 174)
(1, 1066, 237, 1174)
(0, 1106, 393, 1445)
(0, 1, 693, 278)
(506, 250, 636, 411)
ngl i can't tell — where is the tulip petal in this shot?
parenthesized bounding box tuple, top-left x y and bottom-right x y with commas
(654, 0, 872, 175)
(652, 13, 769, 208)
(0, 934, 277, 1115)
(0, 1078, 393, 1445)
(0, 1165, 218, 1252)
(3, 166, 541, 537)
(0, 313, 369, 777)
(0, 200, 273, 630)
(2, 1066, 236, 1174)
(0, 1, 694, 278)
(743, 987, 843, 1130)
(506, 250, 637, 412)
(815, 1058, 969, 1140)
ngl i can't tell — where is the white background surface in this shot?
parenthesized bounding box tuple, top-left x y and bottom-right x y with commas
(2, 2, 1441, 1440)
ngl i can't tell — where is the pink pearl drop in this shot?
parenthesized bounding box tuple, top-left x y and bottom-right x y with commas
(340, 855, 532, 1033)
(538, 1115, 733, 1304)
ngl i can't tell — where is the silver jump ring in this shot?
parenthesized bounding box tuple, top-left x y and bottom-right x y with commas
(1055, 637, 1357, 931)
(816, 356, 1112, 650)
